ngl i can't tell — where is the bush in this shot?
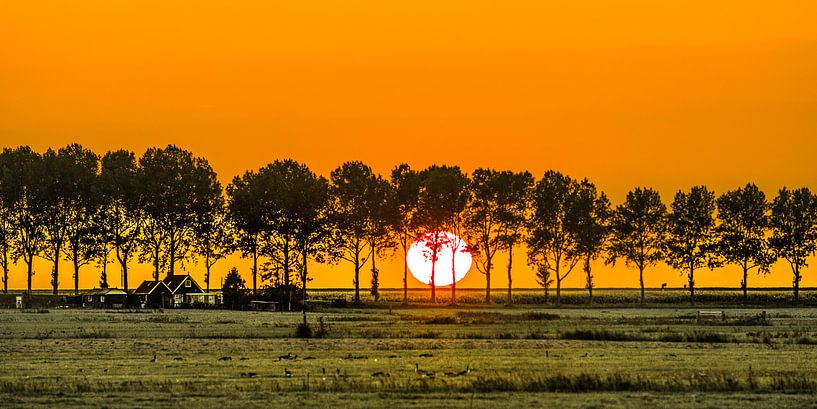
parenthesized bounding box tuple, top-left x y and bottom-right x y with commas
(295, 323, 312, 338)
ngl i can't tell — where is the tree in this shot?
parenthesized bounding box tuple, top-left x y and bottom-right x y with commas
(526, 171, 583, 306)
(390, 164, 421, 304)
(769, 187, 817, 302)
(568, 179, 610, 304)
(99, 150, 141, 291)
(6, 147, 44, 293)
(39, 145, 98, 294)
(497, 172, 533, 305)
(414, 165, 470, 303)
(137, 145, 220, 279)
(57, 145, 100, 294)
(606, 187, 667, 304)
(716, 184, 776, 301)
(194, 190, 234, 292)
(663, 186, 720, 305)
(227, 169, 265, 294)
(222, 267, 246, 309)
(0, 149, 22, 293)
(329, 162, 376, 303)
(366, 175, 399, 302)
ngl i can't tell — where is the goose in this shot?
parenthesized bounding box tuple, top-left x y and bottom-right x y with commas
(278, 352, 296, 361)
(454, 365, 471, 377)
(371, 371, 390, 377)
(284, 367, 293, 378)
(415, 363, 435, 378)
(150, 353, 157, 363)
(218, 356, 232, 361)
(418, 353, 433, 358)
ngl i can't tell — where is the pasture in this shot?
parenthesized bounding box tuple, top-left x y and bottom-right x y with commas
(2, 291, 817, 408)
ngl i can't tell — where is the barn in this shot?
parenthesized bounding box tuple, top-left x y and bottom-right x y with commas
(82, 288, 128, 309)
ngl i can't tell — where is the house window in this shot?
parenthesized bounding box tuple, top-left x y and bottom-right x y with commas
(100, 296, 105, 303)
(185, 280, 191, 288)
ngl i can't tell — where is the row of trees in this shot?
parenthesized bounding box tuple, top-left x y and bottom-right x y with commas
(1, 144, 816, 306)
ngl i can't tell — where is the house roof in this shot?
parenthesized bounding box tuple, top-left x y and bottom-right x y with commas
(83, 288, 128, 296)
(133, 280, 172, 295)
(162, 274, 204, 294)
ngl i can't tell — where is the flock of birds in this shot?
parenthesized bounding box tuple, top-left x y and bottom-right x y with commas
(148, 351, 472, 380)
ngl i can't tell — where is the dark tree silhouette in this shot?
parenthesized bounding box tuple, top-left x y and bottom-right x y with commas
(227, 169, 265, 294)
(606, 187, 667, 304)
(365, 175, 399, 302)
(390, 164, 421, 304)
(526, 171, 583, 306)
(6, 147, 44, 293)
(137, 145, 220, 279)
(716, 184, 776, 301)
(663, 186, 720, 305)
(568, 179, 610, 304)
(497, 172, 533, 305)
(222, 267, 246, 309)
(769, 187, 817, 302)
(329, 161, 377, 303)
(467, 169, 533, 304)
(39, 145, 98, 294)
(194, 187, 233, 292)
(414, 165, 469, 304)
(0, 149, 22, 293)
(58, 145, 100, 294)
(98, 150, 141, 291)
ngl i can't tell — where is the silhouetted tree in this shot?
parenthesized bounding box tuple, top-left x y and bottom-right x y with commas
(35, 145, 97, 294)
(716, 184, 776, 302)
(194, 188, 233, 292)
(606, 187, 667, 304)
(138, 145, 220, 279)
(7, 147, 44, 293)
(526, 171, 582, 306)
(415, 165, 469, 303)
(391, 164, 421, 304)
(664, 186, 720, 305)
(222, 267, 246, 309)
(366, 175, 399, 302)
(0, 149, 22, 293)
(58, 146, 100, 294)
(497, 172, 533, 305)
(98, 150, 141, 291)
(227, 169, 265, 294)
(568, 179, 610, 304)
(769, 187, 817, 302)
(329, 161, 377, 303)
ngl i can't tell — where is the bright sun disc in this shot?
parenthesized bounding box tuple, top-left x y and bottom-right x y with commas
(407, 231, 472, 286)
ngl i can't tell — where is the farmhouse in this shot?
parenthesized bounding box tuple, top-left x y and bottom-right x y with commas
(162, 274, 221, 307)
(133, 280, 172, 308)
(82, 288, 128, 308)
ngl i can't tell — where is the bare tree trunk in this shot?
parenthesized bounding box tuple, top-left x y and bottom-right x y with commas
(639, 265, 645, 304)
(506, 245, 513, 305)
(2, 249, 8, 293)
(73, 257, 80, 295)
(585, 256, 593, 305)
(742, 265, 748, 302)
(793, 264, 801, 303)
(430, 242, 437, 303)
(252, 240, 258, 295)
(485, 256, 491, 304)
(302, 245, 308, 327)
(371, 246, 379, 302)
(354, 242, 361, 304)
(451, 251, 457, 306)
(688, 264, 695, 305)
(51, 250, 60, 295)
(168, 231, 175, 278)
(402, 235, 408, 305)
(26, 257, 33, 294)
(555, 266, 562, 307)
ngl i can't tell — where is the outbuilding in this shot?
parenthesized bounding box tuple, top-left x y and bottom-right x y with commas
(82, 288, 128, 309)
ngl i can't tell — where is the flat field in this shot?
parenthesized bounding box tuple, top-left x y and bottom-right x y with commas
(2, 293, 817, 408)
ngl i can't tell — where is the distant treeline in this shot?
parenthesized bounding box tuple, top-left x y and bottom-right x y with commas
(0, 144, 815, 306)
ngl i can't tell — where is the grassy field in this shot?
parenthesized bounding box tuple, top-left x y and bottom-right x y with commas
(3, 294, 817, 408)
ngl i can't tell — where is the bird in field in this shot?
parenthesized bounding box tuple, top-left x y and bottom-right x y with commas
(284, 368, 293, 378)
(218, 356, 232, 361)
(240, 372, 257, 378)
(445, 365, 471, 377)
(150, 353, 157, 363)
(278, 352, 297, 361)
(415, 363, 435, 378)
(419, 353, 433, 358)
(371, 371, 390, 377)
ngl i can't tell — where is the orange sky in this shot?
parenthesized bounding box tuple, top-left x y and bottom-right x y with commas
(1, 1, 817, 292)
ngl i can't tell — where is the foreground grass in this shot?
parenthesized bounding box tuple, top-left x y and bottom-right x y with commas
(2, 306, 817, 407)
